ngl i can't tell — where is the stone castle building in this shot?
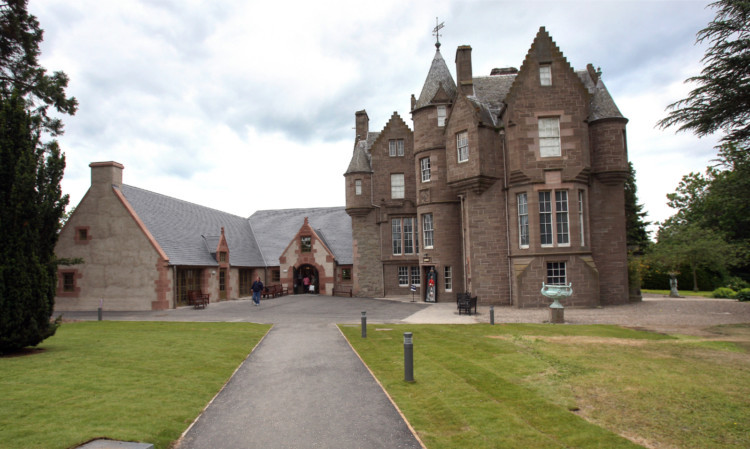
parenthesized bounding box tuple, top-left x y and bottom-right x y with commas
(345, 27, 631, 307)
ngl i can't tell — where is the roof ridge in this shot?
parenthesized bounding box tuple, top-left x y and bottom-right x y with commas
(122, 184, 248, 219)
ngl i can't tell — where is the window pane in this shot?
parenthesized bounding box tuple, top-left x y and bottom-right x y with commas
(411, 266, 420, 286)
(538, 118, 560, 157)
(398, 266, 409, 286)
(422, 213, 434, 248)
(444, 266, 452, 291)
(578, 190, 585, 246)
(355, 179, 362, 195)
(457, 131, 469, 162)
(403, 218, 414, 254)
(517, 193, 529, 247)
(546, 262, 566, 285)
(391, 174, 405, 199)
(539, 192, 552, 245)
(556, 190, 569, 245)
(392, 219, 402, 255)
(420, 157, 431, 182)
(437, 105, 446, 127)
(389, 139, 404, 157)
(540, 64, 552, 86)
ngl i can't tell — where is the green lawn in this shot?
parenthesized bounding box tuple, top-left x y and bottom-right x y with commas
(642, 289, 713, 297)
(0, 321, 271, 449)
(340, 323, 750, 449)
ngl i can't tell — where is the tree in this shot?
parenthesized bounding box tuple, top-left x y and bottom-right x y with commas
(0, 0, 74, 353)
(657, 0, 750, 146)
(649, 223, 736, 292)
(625, 162, 651, 249)
(0, 0, 77, 136)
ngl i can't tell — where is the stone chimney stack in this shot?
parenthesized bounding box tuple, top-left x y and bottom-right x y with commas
(355, 110, 369, 141)
(455, 45, 474, 96)
(90, 161, 124, 191)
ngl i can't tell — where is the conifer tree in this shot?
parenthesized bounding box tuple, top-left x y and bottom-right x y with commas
(0, 0, 74, 353)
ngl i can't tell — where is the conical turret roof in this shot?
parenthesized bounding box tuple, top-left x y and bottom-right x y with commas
(413, 49, 457, 110)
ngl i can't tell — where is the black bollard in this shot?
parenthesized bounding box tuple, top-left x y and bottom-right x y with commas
(490, 305, 494, 325)
(98, 299, 103, 321)
(361, 311, 367, 338)
(404, 332, 414, 382)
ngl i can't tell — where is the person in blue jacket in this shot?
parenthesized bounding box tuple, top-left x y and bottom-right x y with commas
(251, 276, 264, 306)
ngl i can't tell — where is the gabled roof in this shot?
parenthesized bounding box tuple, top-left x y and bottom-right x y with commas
(414, 49, 457, 110)
(118, 185, 265, 267)
(249, 207, 353, 265)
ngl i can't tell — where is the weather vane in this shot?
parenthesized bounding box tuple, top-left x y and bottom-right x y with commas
(433, 17, 444, 50)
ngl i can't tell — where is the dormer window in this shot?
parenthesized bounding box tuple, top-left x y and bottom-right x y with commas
(219, 252, 227, 262)
(540, 64, 552, 86)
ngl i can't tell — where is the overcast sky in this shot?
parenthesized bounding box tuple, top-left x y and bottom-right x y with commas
(31, 0, 720, 236)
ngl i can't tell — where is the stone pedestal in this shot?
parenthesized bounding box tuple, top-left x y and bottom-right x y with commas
(550, 307, 564, 324)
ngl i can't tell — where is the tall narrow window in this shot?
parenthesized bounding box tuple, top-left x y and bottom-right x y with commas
(62, 272, 75, 292)
(539, 64, 552, 86)
(301, 236, 312, 252)
(444, 266, 453, 292)
(456, 131, 469, 162)
(355, 179, 362, 195)
(403, 217, 414, 254)
(420, 157, 431, 182)
(556, 190, 569, 245)
(422, 213, 434, 248)
(517, 193, 529, 248)
(538, 117, 561, 157)
(437, 105, 446, 127)
(578, 190, 585, 246)
(546, 262, 566, 285)
(391, 219, 402, 255)
(539, 192, 553, 246)
(411, 266, 420, 286)
(389, 139, 404, 157)
(398, 266, 409, 286)
(391, 173, 404, 199)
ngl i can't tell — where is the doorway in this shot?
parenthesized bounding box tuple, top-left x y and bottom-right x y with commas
(294, 264, 319, 294)
(423, 266, 438, 302)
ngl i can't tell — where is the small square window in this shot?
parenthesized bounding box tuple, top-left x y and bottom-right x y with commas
(342, 268, 351, 281)
(546, 262, 566, 285)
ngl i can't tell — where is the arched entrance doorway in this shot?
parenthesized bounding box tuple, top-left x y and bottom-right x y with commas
(293, 264, 319, 294)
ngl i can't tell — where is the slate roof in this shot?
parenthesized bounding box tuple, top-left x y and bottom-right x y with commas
(249, 207, 353, 265)
(345, 131, 378, 174)
(118, 185, 265, 267)
(414, 49, 457, 110)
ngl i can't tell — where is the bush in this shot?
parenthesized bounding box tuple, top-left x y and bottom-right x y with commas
(725, 277, 750, 291)
(711, 287, 736, 299)
(735, 288, 750, 302)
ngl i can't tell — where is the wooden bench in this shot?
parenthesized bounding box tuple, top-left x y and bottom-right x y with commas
(456, 292, 477, 315)
(332, 287, 352, 297)
(188, 290, 209, 309)
(262, 284, 287, 299)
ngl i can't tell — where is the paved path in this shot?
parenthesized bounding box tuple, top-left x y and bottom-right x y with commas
(175, 322, 422, 449)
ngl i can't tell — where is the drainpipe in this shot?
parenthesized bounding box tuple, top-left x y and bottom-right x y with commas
(459, 194, 467, 292)
(501, 128, 513, 305)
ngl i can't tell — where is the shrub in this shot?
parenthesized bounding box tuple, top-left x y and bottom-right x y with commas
(711, 287, 736, 299)
(725, 277, 750, 291)
(735, 288, 750, 302)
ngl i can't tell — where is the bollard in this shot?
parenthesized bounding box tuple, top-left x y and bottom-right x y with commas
(361, 311, 367, 338)
(490, 305, 494, 325)
(98, 299, 103, 321)
(404, 332, 414, 382)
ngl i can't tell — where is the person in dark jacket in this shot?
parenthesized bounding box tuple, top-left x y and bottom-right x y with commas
(251, 276, 264, 306)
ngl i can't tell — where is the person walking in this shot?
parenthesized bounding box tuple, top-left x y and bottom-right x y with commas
(303, 275, 310, 293)
(251, 276, 264, 306)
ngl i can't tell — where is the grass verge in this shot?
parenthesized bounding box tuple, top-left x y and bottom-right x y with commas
(340, 323, 750, 449)
(0, 321, 271, 449)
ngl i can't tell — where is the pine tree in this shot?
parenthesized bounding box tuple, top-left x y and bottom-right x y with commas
(0, 0, 74, 353)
